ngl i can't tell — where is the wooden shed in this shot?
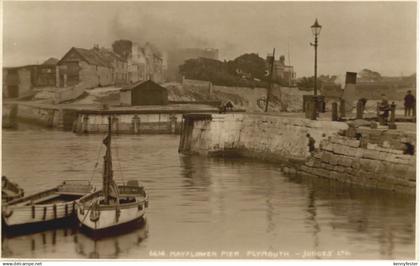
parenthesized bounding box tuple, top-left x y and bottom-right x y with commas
(120, 80, 168, 106)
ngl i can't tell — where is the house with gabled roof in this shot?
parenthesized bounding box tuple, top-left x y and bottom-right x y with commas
(57, 46, 127, 89)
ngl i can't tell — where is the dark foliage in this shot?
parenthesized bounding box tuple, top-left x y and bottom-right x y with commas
(112, 40, 133, 60)
(179, 56, 269, 87)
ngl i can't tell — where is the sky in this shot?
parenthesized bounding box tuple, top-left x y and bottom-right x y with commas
(2, 1, 417, 78)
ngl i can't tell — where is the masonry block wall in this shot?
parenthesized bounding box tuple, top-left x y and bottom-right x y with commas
(299, 136, 416, 193)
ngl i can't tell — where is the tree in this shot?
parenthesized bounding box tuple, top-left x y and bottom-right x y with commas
(179, 57, 268, 87)
(112, 40, 133, 60)
(319, 75, 338, 84)
(359, 69, 382, 82)
(296, 76, 322, 90)
(227, 53, 267, 80)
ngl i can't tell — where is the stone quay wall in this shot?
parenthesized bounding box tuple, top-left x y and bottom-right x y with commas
(179, 113, 348, 163)
(179, 113, 416, 193)
(299, 136, 416, 194)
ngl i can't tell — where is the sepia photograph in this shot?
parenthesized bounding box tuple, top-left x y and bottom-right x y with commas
(1, 0, 417, 262)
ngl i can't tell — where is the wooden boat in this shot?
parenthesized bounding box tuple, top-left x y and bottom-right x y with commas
(76, 116, 148, 233)
(2, 176, 24, 203)
(2, 180, 93, 229)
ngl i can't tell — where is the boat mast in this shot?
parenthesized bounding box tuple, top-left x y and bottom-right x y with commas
(103, 116, 113, 204)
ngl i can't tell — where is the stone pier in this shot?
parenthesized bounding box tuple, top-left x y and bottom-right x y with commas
(179, 112, 416, 193)
(179, 113, 348, 162)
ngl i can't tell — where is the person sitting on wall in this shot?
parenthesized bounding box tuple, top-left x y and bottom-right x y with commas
(378, 94, 390, 124)
(225, 101, 234, 112)
(404, 90, 416, 117)
(306, 133, 316, 154)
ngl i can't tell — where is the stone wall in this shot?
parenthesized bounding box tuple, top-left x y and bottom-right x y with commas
(164, 82, 311, 113)
(179, 113, 348, 163)
(299, 136, 416, 193)
(3, 103, 62, 128)
(179, 113, 416, 193)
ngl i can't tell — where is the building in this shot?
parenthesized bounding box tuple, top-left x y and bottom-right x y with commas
(120, 80, 168, 106)
(166, 48, 219, 81)
(94, 47, 128, 85)
(56, 46, 127, 89)
(3, 66, 34, 98)
(3, 60, 57, 98)
(266, 55, 296, 86)
(37, 57, 58, 87)
(112, 40, 166, 84)
(143, 42, 165, 83)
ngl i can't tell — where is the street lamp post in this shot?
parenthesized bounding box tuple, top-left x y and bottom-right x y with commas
(310, 19, 322, 120)
(311, 18, 322, 96)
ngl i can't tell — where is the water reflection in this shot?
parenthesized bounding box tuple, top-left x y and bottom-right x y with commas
(2, 130, 416, 259)
(2, 221, 148, 259)
(284, 173, 415, 259)
(2, 225, 78, 258)
(306, 189, 320, 258)
(75, 222, 148, 259)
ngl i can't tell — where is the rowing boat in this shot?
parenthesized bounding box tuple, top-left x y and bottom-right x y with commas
(2, 180, 93, 229)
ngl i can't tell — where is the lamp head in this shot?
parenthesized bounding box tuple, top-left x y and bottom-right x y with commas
(311, 18, 322, 36)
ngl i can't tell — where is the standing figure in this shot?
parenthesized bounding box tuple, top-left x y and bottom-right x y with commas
(404, 90, 416, 117)
(306, 133, 316, 153)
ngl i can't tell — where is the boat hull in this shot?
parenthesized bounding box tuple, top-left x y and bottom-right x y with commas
(2, 201, 77, 228)
(77, 201, 146, 231)
(2, 181, 92, 229)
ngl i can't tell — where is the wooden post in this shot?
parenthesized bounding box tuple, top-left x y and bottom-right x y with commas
(332, 102, 338, 121)
(32, 205, 35, 219)
(65, 203, 68, 216)
(53, 204, 57, 219)
(112, 116, 119, 135)
(132, 115, 140, 134)
(43, 207, 47, 220)
(170, 115, 177, 134)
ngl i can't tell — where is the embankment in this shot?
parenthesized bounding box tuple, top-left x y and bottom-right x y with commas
(179, 113, 348, 163)
(179, 113, 416, 193)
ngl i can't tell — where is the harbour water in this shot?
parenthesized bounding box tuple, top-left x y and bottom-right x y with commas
(1, 126, 416, 259)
